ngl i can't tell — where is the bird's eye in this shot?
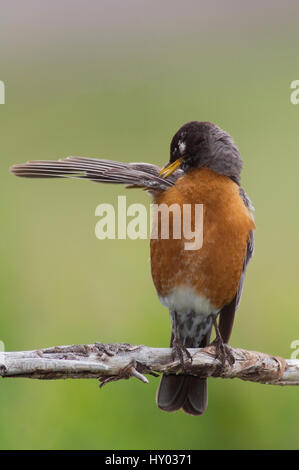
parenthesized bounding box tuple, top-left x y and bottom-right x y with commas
(178, 140, 186, 155)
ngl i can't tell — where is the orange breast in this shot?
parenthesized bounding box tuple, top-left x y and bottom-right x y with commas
(150, 168, 255, 310)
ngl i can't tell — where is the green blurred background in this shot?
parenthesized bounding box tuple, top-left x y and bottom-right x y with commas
(1, 0, 299, 450)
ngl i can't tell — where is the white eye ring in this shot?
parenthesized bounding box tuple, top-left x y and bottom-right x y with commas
(178, 140, 186, 154)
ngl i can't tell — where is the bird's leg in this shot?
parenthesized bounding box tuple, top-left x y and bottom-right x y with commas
(211, 315, 235, 366)
(171, 311, 192, 371)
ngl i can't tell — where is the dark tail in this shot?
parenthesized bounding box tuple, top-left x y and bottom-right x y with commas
(157, 375, 208, 416)
(156, 333, 210, 416)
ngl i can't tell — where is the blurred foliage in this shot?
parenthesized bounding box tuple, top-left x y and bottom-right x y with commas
(1, 1, 299, 450)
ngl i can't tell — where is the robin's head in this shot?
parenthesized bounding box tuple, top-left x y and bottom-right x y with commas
(160, 121, 242, 185)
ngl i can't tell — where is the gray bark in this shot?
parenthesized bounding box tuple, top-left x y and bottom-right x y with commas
(1, 343, 298, 386)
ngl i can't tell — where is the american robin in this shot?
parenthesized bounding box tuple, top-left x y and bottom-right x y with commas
(11, 121, 255, 416)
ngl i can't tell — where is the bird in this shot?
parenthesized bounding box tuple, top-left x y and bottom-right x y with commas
(11, 121, 255, 416)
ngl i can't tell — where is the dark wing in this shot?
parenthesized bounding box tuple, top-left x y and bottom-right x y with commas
(218, 188, 255, 343)
(10, 157, 184, 193)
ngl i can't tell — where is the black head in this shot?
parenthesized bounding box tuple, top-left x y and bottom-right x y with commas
(160, 121, 242, 185)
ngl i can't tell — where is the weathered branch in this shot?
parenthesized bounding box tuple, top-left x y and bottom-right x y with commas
(0, 343, 298, 386)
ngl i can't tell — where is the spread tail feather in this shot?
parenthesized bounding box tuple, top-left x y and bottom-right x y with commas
(10, 157, 182, 192)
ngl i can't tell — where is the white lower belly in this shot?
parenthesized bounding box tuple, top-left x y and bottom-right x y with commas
(158, 285, 219, 316)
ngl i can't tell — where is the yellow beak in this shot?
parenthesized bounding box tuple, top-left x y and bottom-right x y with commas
(159, 157, 183, 178)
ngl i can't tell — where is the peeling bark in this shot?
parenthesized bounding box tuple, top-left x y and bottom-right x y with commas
(0, 342, 297, 386)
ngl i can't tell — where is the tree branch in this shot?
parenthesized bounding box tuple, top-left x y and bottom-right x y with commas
(0, 343, 298, 386)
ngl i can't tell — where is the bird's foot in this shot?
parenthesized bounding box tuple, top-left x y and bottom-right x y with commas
(210, 336, 235, 366)
(172, 337, 192, 372)
(211, 315, 235, 366)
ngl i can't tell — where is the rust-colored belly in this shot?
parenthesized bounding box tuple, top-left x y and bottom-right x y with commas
(150, 168, 255, 310)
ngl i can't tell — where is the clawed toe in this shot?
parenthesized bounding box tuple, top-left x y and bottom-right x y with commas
(172, 338, 192, 371)
(211, 337, 235, 366)
(223, 344, 235, 366)
(210, 315, 235, 367)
